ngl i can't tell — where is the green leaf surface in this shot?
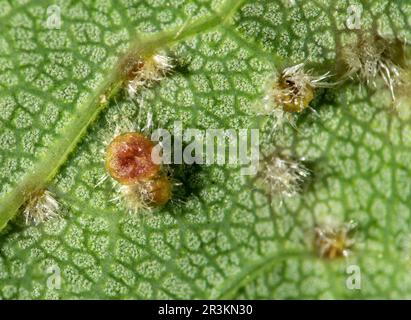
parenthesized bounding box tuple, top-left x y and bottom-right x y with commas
(1, 0, 411, 299)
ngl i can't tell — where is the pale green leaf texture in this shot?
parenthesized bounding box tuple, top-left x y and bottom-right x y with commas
(0, 0, 411, 299)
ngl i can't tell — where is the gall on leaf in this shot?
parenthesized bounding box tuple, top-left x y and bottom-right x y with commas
(118, 175, 173, 211)
(105, 132, 161, 185)
(23, 189, 60, 225)
(256, 151, 310, 202)
(119, 52, 172, 97)
(105, 131, 172, 211)
(261, 63, 334, 129)
(340, 32, 408, 100)
(314, 220, 357, 259)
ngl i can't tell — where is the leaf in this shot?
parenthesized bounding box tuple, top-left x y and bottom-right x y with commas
(0, 0, 411, 299)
